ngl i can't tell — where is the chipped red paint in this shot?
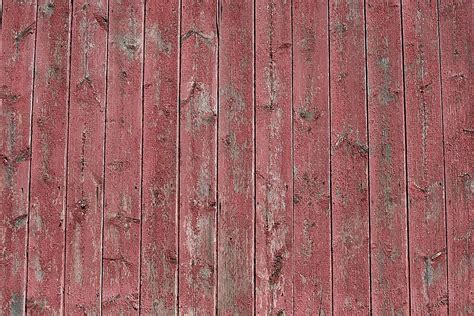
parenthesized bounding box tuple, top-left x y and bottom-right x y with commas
(140, 0, 179, 314)
(0, 0, 37, 314)
(101, 0, 144, 313)
(64, 0, 108, 313)
(178, 0, 218, 314)
(217, 0, 255, 314)
(439, 1, 473, 313)
(366, 0, 409, 314)
(402, 1, 449, 313)
(26, 0, 72, 313)
(255, 0, 293, 314)
(293, 0, 331, 314)
(330, 0, 370, 313)
(1, 1, 471, 315)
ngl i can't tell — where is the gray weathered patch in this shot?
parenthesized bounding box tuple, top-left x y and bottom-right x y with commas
(147, 25, 172, 55)
(10, 293, 23, 316)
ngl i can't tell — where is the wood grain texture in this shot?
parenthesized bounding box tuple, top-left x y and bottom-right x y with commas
(26, 0, 71, 313)
(402, 0, 448, 313)
(439, 0, 472, 313)
(178, 0, 218, 314)
(140, 0, 179, 314)
(0, 0, 37, 314)
(217, 0, 254, 314)
(293, 0, 331, 314)
(329, 0, 370, 313)
(0, 2, 471, 314)
(64, 0, 108, 313)
(102, 0, 144, 313)
(255, 0, 293, 314)
(366, 0, 409, 314)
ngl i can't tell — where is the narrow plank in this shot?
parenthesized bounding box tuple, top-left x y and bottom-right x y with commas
(402, 1, 448, 313)
(64, 0, 108, 313)
(0, 0, 37, 314)
(26, 0, 72, 313)
(140, 0, 179, 314)
(329, 0, 370, 313)
(101, 0, 144, 313)
(217, 0, 254, 314)
(366, 0, 409, 314)
(255, 0, 293, 314)
(438, 1, 473, 313)
(178, 0, 218, 313)
(292, 0, 331, 314)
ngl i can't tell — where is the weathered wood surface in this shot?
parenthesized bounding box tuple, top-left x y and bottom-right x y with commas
(178, 0, 218, 314)
(402, 1, 449, 313)
(0, 1, 471, 314)
(329, 0, 370, 313)
(64, 0, 107, 313)
(439, 1, 472, 314)
(217, 0, 254, 315)
(255, 0, 293, 314)
(26, 0, 71, 313)
(102, 0, 144, 313)
(366, 0, 409, 314)
(141, 1, 179, 315)
(0, 0, 37, 314)
(293, 0, 331, 314)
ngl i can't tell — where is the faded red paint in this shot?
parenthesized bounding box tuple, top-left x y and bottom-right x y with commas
(178, 0, 218, 314)
(64, 0, 107, 313)
(439, 1, 473, 313)
(217, 0, 255, 314)
(366, 0, 409, 314)
(330, 0, 370, 313)
(26, 0, 71, 313)
(402, 1, 449, 313)
(140, 1, 179, 315)
(1, 1, 471, 315)
(255, 0, 293, 314)
(102, 0, 144, 313)
(0, 0, 37, 314)
(293, 0, 331, 314)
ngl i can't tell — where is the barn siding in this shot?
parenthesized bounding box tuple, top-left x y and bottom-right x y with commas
(0, 0, 471, 314)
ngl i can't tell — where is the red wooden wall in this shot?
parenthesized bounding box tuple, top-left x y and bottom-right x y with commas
(1, 0, 471, 315)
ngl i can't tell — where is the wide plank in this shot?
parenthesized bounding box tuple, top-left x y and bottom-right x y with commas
(329, 0, 370, 313)
(140, 0, 179, 314)
(402, 0, 448, 313)
(0, 0, 37, 314)
(101, 0, 144, 313)
(178, 0, 218, 313)
(439, 0, 473, 313)
(366, 0, 409, 314)
(293, 0, 331, 314)
(64, 0, 108, 313)
(26, 0, 72, 313)
(217, 0, 255, 314)
(255, 0, 293, 313)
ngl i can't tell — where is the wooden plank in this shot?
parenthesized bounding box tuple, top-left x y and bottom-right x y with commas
(101, 0, 144, 313)
(1, 2, 472, 314)
(255, 0, 293, 314)
(329, 0, 370, 313)
(292, 0, 331, 314)
(438, 1, 473, 313)
(26, 0, 72, 313)
(401, 1, 448, 313)
(140, 0, 179, 314)
(0, 0, 37, 314)
(217, 0, 254, 314)
(365, 0, 409, 314)
(178, 0, 218, 313)
(63, 0, 108, 314)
